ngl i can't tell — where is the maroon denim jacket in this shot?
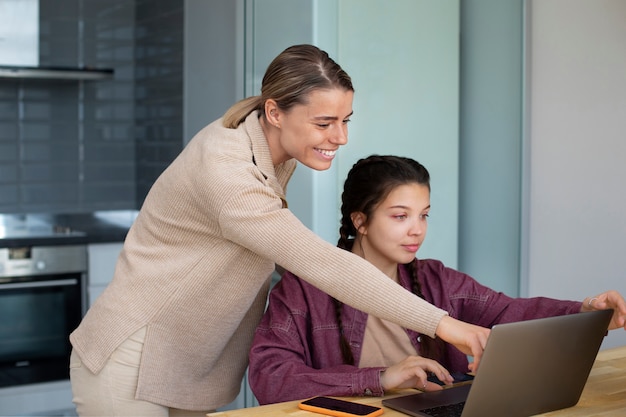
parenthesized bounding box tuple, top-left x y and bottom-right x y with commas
(248, 259, 582, 405)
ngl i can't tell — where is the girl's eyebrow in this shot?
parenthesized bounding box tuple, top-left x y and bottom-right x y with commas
(388, 204, 430, 210)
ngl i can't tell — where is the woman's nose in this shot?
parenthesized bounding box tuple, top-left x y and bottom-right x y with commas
(331, 125, 348, 145)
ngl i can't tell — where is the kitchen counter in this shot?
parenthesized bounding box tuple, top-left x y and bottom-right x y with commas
(0, 210, 138, 247)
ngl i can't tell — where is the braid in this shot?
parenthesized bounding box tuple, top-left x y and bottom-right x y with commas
(406, 259, 446, 362)
(333, 298, 355, 365)
(334, 228, 355, 364)
(337, 221, 354, 251)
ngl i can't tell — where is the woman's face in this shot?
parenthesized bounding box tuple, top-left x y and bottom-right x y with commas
(268, 88, 354, 170)
(357, 183, 430, 272)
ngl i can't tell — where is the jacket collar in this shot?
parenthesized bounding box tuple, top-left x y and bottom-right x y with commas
(244, 111, 296, 206)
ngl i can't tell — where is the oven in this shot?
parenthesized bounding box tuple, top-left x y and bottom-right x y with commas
(0, 245, 87, 388)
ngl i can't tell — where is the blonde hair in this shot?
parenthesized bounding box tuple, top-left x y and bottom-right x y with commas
(222, 44, 353, 129)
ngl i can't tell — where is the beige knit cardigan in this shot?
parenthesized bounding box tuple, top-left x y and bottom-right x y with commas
(69, 112, 447, 411)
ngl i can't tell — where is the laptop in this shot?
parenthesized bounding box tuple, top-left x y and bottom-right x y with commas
(382, 309, 612, 417)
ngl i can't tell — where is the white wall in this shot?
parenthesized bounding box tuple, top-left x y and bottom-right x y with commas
(524, 0, 626, 349)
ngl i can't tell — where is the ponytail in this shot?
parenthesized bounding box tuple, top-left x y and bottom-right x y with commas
(222, 96, 263, 129)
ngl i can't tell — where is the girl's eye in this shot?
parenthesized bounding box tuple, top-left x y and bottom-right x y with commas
(342, 118, 351, 124)
(394, 215, 407, 220)
(420, 213, 430, 220)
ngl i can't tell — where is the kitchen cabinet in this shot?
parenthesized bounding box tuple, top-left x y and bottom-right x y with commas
(87, 242, 123, 307)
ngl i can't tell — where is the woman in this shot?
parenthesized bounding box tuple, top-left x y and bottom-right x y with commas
(248, 155, 626, 405)
(68, 45, 489, 416)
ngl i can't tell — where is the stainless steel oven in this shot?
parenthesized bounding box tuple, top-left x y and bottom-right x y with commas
(0, 245, 87, 388)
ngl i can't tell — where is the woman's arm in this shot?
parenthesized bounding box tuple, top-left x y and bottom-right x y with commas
(209, 155, 489, 369)
(220, 186, 490, 345)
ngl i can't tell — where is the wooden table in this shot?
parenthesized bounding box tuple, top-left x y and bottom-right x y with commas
(208, 345, 626, 417)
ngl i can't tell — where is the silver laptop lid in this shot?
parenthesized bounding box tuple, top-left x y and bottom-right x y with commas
(382, 309, 612, 417)
(462, 309, 611, 416)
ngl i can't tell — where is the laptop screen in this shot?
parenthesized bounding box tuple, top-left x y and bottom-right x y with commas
(383, 310, 612, 417)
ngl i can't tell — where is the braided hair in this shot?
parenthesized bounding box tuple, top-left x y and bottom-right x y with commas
(334, 155, 446, 365)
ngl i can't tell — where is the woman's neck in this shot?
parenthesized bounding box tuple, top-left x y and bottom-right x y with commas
(259, 115, 289, 166)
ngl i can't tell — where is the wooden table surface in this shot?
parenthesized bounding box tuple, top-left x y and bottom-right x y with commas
(208, 345, 626, 417)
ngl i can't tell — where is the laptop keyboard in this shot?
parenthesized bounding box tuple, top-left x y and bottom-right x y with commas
(420, 401, 466, 417)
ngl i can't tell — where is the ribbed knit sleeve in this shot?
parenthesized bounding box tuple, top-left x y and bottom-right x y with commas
(221, 196, 446, 337)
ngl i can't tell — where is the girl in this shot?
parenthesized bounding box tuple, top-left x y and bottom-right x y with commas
(248, 154, 626, 405)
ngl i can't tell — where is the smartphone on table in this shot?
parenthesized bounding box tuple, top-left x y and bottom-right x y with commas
(298, 396, 384, 417)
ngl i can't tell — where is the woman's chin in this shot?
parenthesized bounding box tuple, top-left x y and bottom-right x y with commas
(301, 159, 333, 171)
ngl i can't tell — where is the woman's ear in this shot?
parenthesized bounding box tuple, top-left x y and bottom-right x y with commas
(351, 212, 367, 235)
(264, 99, 281, 128)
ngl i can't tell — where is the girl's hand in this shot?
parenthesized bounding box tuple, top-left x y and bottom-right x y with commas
(380, 356, 453, 392)
(582, 290, 626, 330)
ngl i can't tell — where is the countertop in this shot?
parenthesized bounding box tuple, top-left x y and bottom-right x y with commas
(0, 210, 138, 247)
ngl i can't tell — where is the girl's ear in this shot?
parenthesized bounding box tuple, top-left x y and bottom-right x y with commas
(351, 212, 367, 235)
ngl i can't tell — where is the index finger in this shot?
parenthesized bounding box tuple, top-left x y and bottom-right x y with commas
(468, 329, 490, 372)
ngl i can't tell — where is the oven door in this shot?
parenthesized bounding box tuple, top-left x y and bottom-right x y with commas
(0, 273, 83, 387)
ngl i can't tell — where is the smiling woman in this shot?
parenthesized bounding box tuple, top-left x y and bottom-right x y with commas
(68, 44, 490, 416)
(262, 88, 353, 170)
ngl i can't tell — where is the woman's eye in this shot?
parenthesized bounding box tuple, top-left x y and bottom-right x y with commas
(420, 213, 430, 220)
(394, 215, 407, 220)
(343, 118, 351, 124)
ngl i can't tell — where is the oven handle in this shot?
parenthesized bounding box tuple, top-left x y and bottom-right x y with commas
(0, 278, 78, 290)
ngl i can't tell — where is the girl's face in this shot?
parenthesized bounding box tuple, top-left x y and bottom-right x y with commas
(267, 88, 353, 170)
(356, 183, 430, 273)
